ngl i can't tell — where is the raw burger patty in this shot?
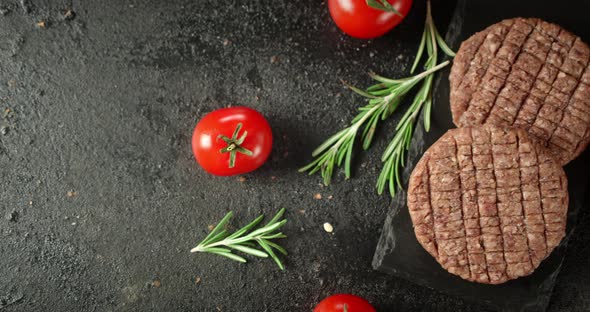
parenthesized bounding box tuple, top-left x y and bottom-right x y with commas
(408, 125, 568, 284)
(450, 17, 590, 165)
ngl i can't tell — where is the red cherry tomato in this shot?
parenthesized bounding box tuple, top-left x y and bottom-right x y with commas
(314, 294, 377, 312)
(328, 0, 413, 39)
(192, 106, 272, 176)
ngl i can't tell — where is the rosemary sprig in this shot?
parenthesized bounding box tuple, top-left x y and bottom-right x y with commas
(299, 1, 454, 197)
(191, 208, 288, 270)
(377, 1, 455, 196)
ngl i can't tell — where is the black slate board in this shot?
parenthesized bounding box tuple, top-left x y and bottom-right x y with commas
(373, 0, 590, 311)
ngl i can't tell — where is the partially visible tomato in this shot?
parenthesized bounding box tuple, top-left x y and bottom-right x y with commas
(328, 0, 413, 39)
(192, 106, 272, 176)
(314, 294, 376, 312)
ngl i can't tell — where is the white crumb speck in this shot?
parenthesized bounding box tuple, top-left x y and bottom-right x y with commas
(323, 222, 333, 233)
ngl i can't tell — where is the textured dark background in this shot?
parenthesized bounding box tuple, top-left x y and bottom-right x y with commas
(0, 0, 588, 311)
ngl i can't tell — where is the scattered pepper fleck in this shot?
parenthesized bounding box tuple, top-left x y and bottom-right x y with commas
(323, 222, 333, 233)
(152, 279, 161, 288)
(195, 277, 201, 285)
(238, 176, 246, 183)
(5, 210, 18, 222)
(270, 55, 279, 64)
(63, 9, 75, 21)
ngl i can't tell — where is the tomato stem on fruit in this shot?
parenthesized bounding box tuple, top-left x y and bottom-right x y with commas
(366, 0, 403, 17)
(217, 123, 254, 168)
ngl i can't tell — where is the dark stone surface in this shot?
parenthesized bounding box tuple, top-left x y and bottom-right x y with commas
(0, 0, 587, 311)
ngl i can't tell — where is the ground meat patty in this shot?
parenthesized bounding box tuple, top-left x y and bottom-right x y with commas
(408, 125, 568, 284)
(449, 18, 590, 165)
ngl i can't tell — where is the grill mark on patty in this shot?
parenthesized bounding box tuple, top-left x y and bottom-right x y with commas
(536, 145, 552, 260)
(515, 133, 535, 272)
(528, 34, 578, 158)
(426, 157, 444, 260)
(521, 133, 548, 268)
(458, 20, 533, 126)
(485, 128, 509, 283)
(480, 19, 539, 126)
(462, 127, 490, 282)
(546, 38, 590, 162)
(455, 21, 515, 121)
(451, 31, 488, 95)
(514, 27, 562, 131)
(493, 25, 556, 129)
(451, 135, 474, 281)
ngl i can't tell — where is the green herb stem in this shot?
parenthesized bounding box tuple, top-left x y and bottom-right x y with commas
(300, 0, 455, 197)
(191, 208, 288, 270)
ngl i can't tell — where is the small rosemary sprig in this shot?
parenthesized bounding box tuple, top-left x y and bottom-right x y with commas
(299, 1, 454, 197)
(191, 208, 288, 270)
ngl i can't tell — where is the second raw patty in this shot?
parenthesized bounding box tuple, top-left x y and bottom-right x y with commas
(449, 17, 590, 165)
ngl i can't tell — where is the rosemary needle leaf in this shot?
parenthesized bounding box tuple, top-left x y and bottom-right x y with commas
(262, 232, 287, 240)
(249, 219, 286, 237)
(366, 82, 388, 92)
(310, 129, 347, 157)
(368, 72, 408, 84)
(435, 27, 456, 57)
(200, 229, 229, 247)
(411, 30, 427, 74)
(265, 240, 288, 255)
(214, 252, 247, 263)
(343, 80, 379, 99)
(229, 244, 268, 258)
(227, 215, 264, 239)
(265, 207, 286, 227)
(200, 247, 232, 254)
(191, 209, 288, 270)
(345, 134, 355, 178)
(200, 212, 233, 244)
(258, 239, 285, 270)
